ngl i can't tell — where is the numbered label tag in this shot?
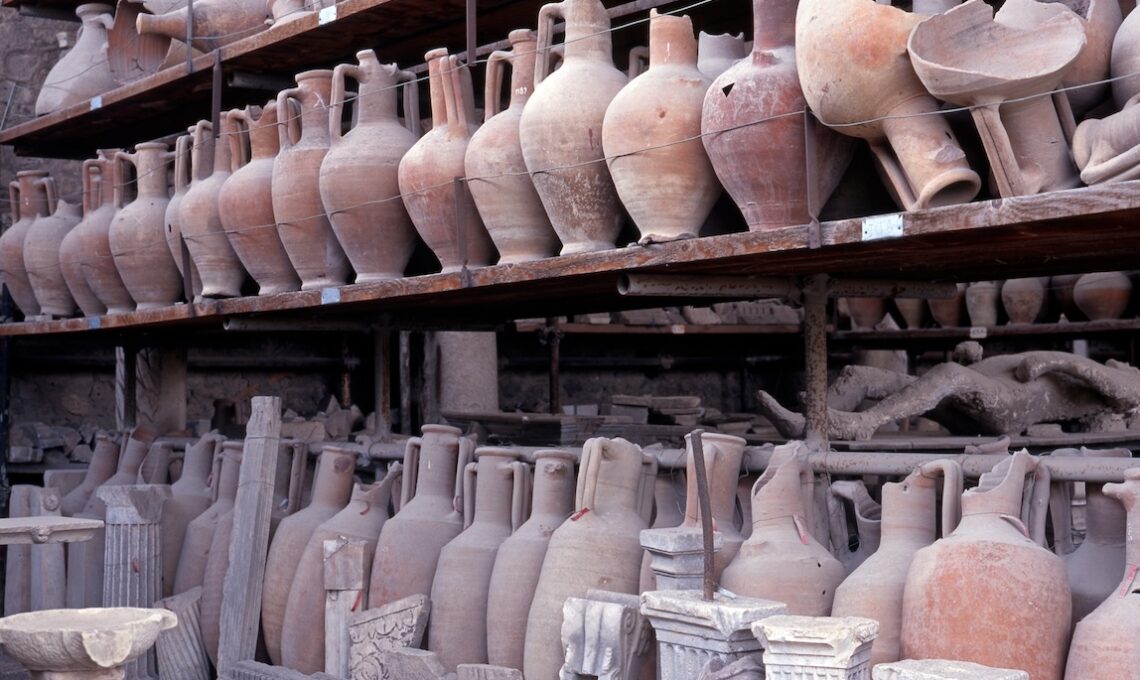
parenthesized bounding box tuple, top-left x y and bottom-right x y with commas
(88, 316, 102, 330)
(318, 5, 337, 24)
(89, 95, 103, 111)
(321, 287, 341, 305)
(969, 326, 988, 340)
(861, 213, 904, 241)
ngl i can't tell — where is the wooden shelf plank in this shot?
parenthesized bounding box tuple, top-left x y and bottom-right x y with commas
(1, 181, 1138, 338)
(833, 317, 1140, 344)
(513, 321, 806, 335)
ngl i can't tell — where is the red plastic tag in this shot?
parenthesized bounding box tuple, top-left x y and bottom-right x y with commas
(1120, 564, 1139, 598)
(359, 502, 371, 516)
(570, 508, 590, 522)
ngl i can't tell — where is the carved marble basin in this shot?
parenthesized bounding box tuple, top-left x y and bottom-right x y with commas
(0, 608, 176, 674)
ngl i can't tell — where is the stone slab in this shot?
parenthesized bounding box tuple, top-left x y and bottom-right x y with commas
(348, 594, 430, 679)
(872, 660, 1029, 680)
(0, 516, 104, 545)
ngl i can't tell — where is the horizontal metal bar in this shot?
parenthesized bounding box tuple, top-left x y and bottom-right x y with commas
(618, 274, 799, 299)
(827, 279, 959, 300)
(222, 318, 371, 333)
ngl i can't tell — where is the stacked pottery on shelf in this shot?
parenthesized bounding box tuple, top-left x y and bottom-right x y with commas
(80, 150, 137, 314)
(136, 0, 268, 52)
(399, 51, 496, 272)
(171, 441, 241, 596)
(1000, 277, 1047, 324)
(24, 177, 82, 318)
(519, 0, 628, 254)
(1064, 448, 1130, 629)
(928, 282, 966, 328)
(197, 442, 243, 664)
(160, 433, 221, 598)
(466, 30, 561, 264)
(965, 280, 1001, 326)
(59, 164, 108, 317)
(1, 170, 51, 318)
(35, 3, 117, 115)
(320, 52, 421, 283)
(219, 104, 301, 295)
(1073, 271, 1132, 320)
(166, 131, 203, 299)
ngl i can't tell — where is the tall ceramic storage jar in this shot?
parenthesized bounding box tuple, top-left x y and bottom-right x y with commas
(273, 70, 350, 291)
(604, 11, 718, 243)
(111, 142, 183, 308)
(58, 164, 107, 317)
(1074, 271, 1132, 320)
(165, 131, 203, 299)
(320, 51, 421, 282)
(831, 462, 962, 666)
(399, 51, 496, 272)
(368, 425, 473, 607)
(698, 31, 747, 79)
(171, 440, 240, 596)
(219, 104, 301, 295)
(519, 0, 628, 254)
(80, 149, 136, 314)
(1001, 277, 1047, 324)
(60, 434, 120, 517)
(1, 170, 50, 317)
(430, 448, 528, 672)
(901, 452, 1071, 680)
(261, 446, 356, 665)
(181, 120, 249, 298)
(465, 30, 560, 263)
(680, 432, 746, 576)
(197, 442, 243, 665)
(25, 177, 81, 317)
(160, 433, 221, 598)
(486, 450, 576, 670)
(1065, 450, 1129, 629)
(1064, 467, 1140, 679)
(524, 437, 650, 680)
(279, 464, 400, 674)
(36, 3, 116, 115)
(719, 442, 845, 615)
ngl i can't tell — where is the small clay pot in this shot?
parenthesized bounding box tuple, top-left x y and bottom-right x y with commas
(1074, 271, 1132, 320)
(1001, 277, 1047, 324)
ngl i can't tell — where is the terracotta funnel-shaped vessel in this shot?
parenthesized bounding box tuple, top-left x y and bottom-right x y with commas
(25, 177, 81, 317)
(112, 142, 184, 308)
(909, 0, 1085, 197)
(0, 170, 50, 317)
(797, 0, 981, 211)
(36, 3, 116, 115)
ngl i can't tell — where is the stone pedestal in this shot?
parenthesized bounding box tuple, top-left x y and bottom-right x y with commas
(457, 664, 523, 680)
(560, 589, 652, 680)
(750, 616, 878, 680)
(640, 590, 787, 680)
(28, 487, 65, 612)
(5, 487, 34, 616)
(347, 594, 430, 679)
(155, 587, 210, 680)
(872, 660, 1029, 680)
(97, 484, 171, 680)
(640, 527, 724, 591)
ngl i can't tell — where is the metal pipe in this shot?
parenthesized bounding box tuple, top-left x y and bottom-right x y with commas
(826, 279, 958, 299)
(618, 274, 959, 300)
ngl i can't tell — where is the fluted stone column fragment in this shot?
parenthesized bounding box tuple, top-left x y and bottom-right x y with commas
(156, 586, 211, 680)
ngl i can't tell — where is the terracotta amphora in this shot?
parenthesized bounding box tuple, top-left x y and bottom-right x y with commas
(36, 3, 116, 115)
(165, 131, 203, 299)
(466, 30, 561, 264)
(321, 51, 421, 282)
(893, 298, 925, 329)
(171, 438, 240, 596)
(25, 177, 81, 317)
(720, 442, 846, 616)
(399, 51, 495, 272)
(832, 461, 962, 667)
(369, 425, 473, 608)
(486, 450, 576, 671)
(58, 164, 108, 317)
(1051, 273, 1083, 320)
(1074, 271, 1132, 320)
(697, 31, 747, 80)
(77, 151, 135, 314)
(928, 282, 966, 328)
(796, 0, 981, 211)
(1064, 467, 1140, 679)
(160, 433, 222, 598)
(901, 451, 1071, 680)
(1065, 448, 1130, 629)
(828, 480, 883, 574)
(107, 0, 176, 84)
(197, 442, 244, 664)
(181, 120, 249, 298)
(273, 70, 351, 290)
(279, 462, 401, 674)
(519, 0, 629, 254)
(639, 467, 693, 593)
(844, 297, 887, 329)
(679, 432, 746, 575)
(111, 142, 183, 308)
(702, 0, 853, 231)
(219, 104, 301, 295)
(261, 446, 356, 665)
(965, 280, 1001, 326)
(1001, 277, 1047, 324)
(1, 170, 50, 317)
(523, 437, 652, 680)
(429, 448, 529, 671)
(60, 433, 121, 516)
(603, 11, 717, 244)
(136, 0, 267, 51)
(1061, 0, 1122, 117)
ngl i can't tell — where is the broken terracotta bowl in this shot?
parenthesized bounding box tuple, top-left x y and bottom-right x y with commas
(0, 608, 175, 676)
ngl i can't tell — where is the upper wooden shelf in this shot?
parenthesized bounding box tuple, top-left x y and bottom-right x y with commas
(2, 180, 1138, 340)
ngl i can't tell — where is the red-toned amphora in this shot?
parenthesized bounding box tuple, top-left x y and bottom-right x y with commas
(703, 0, 852, 231)
(519, 0, 628, 254)
(697, 31, 747, 80)
(59, 164, 108, 317)
(171, 437, 239, 597)
(1074, 271, 1132, 320)
(399, 51, 495, 272)
(136, 0, 267, 52)
(524, 437, 652, 680)
(321, 51, 421, 282)
(604, 11, 717, 243)
(429, 448, 528, 671)
(680, 432, 746, 574)
(486, 450, 576, 670)
(197, 442, 244, 664)
(1064, 467, 1140, 679)
(60, 433, 121, 517)
(832, 461, 962, 666)
(160, 433, 222, 598)
(25, 177, 81, 317)
(901, 451, 1071, 680)
(796, 0, 981, 211)
(182, 120, 249, 298)
(111, 142, 183, 308)
(261, 445, 356, 665)
(165, 131, 203, 299)
(844, 297, 887, 329)
(720, 442, 846, 615)
(466, 30, 560, 264)
(1, 170, 50, 317)
(928, 282, 966, 327)
(279, 463, 401, 674)
(273, 70, 351, 290)
(828, 480, 882, 574)
(965, 280, 1000, 326)
(36, 3, 116, 115)
(368, 425, 473, 607)
(220, 104, 300, 295)
(1065, 448, 1130, 629)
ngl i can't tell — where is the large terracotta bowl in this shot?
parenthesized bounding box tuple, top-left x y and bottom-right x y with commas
(0, 608, 176, 672)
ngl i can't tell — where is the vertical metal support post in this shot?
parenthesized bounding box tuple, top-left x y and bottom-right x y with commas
(340, 336, 352, 408)
(373, 328, 392, 439)
(547, 318, 561, 415)
(453, 177, 469, 272)
(399, 331, 412, 435)
(211, 50, 223, 139)
(466, 0, 477, 68)
(803, 110, 822, 249)
(802, 274, 829, 451)
(184, 0, 195, 73)
(0, 337, 10, 517)
(115, 345, 138, 431)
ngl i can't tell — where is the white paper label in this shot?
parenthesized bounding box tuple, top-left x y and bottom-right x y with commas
(88, 316, 101, 329)
(318, 5, 337, 24)
(89, 96, 103, 111)
(321, 287, 341, 305)
(670, 324, 685, 335)
(969, 326, 988, 339)
(861, 213, 904, 241)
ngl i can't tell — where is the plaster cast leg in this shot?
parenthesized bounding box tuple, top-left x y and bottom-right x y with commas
(1016, 352, 1140, 409)
(825, 365, 918, 411)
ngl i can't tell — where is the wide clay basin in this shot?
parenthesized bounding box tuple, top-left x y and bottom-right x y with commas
(909, 0, 1086, 104)
(0, 608, 176, 672)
